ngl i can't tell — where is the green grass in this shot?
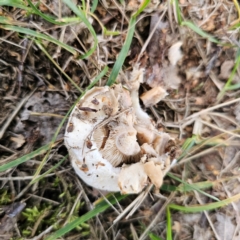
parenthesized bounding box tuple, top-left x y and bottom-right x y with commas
(46, 193, 126, 240)
(168, 193, 240, 212)
(217, 48, 240, 101)
(107, 0, 151, 86)
(166, 206, 172, 240)
(1, 0, 240, 239)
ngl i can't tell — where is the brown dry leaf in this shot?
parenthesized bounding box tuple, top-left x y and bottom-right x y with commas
(127, 0, 139, 10)
(145, 64, 181, 90)
(144, 14, 183, 90)
(223, 146, 240, 166)
(199, 153, 222, 176)
(127, 0, 160, 12)
(140, 86, 168, 107)
(10, 134, 25, 149)
(200, 15, 217, 32)
(219, 60, 234, 79)
(145, 63, 164, 88)
(194, 97, 206, 105)
(185, 67, 204, 81)
(203, 79, 218, 104)
(172, 221, 181, 234)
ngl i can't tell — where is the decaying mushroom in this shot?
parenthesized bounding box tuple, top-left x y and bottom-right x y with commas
(64, 67, 176, 194)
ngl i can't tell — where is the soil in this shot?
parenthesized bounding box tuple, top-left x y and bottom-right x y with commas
(0, 1, 240, 239)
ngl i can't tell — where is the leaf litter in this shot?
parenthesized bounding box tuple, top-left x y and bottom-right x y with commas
(0, 0, 240, 239)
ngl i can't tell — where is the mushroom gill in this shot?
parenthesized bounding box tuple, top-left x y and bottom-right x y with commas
(93, 124, 141, 167)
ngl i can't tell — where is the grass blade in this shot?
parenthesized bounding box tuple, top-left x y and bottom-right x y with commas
(0, 0, 30, 11)
(0, 143, 56, 172)
(166, 207, 172, 240)
(149, 233, 164, 240)
(106, 17, 136, 86)
(178, 135, 197, 159)
(225, 83, 240, 90)
(46, 193, 126, 240)
(91, 0, 98, 13)
(161, 184, 178, 192)
(173, 0, 183, 24)
(132, 0, 150, 17)
(26, 0, 65, 25)
(35, 41, 82, 93)
(107, 0, 150, 85)
(167, 173, 220, 202)
(30, 155, 68, 184)
(30, 66, 108, 183)
(162, 177, 234, 193)
(0, 25, 78, 55)
(181, 21, 220, 44)
(62, 0, 98, 59)
(169, 193, 240, 212)
(161, 180, 213, 193)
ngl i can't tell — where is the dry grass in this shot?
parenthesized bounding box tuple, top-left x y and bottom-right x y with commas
(1, 0, 240, 239)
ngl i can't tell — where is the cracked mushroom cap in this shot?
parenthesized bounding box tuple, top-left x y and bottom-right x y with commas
(65, 81, 175, 194)
(65, 85, 145, 193)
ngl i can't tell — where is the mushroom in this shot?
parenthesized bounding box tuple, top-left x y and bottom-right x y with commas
(64, 68, 176, 194)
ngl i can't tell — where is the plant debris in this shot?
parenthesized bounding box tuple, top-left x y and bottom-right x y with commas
(1, 0, 240, 239)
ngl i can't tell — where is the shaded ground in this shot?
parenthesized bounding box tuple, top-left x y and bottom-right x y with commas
(1, 0, 240, 239)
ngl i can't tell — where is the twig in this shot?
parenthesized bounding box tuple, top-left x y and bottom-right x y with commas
(63, 191, 83, 226)
(98, 191, 121, 215)
(27, 194, 60, 205)
(191, 179, 221, 240)
(139, 192, 176, 240)
(200, 119, 240, 138)
(0, 144, 17, 154)
(0, 37, 26, 49)
(31, 208, 50, 237)
(183, 97, 240, 122)
(29, 220, 61, 240)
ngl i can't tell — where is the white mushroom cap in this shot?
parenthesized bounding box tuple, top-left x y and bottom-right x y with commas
(65, 85, 145, 193)
(65, 70, 176, 194)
